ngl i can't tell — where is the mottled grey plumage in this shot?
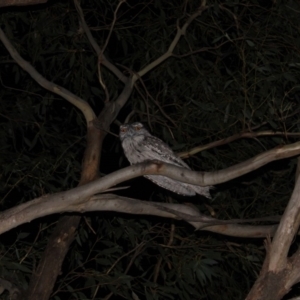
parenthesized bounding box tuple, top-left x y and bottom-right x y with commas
(119, 122, 211, 198)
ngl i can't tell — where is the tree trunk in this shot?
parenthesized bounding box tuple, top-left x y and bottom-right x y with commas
(26, 126, 104, 299)
(25, 216, 80, 300)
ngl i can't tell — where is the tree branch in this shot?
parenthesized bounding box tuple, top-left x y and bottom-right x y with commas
(179, 130, 300, 159)
(97, 0, 125, 102)
(268, 157, 300, 270)
(73, 0, 127, 84)
(0, 192, 279, 238)
(0, 28, 96, 124)
(1, 138, 299, 235)
(133, 2, 208, 83)
(0, 0, 47, 7)
(150, 142, 300, 186)
(246, 158, 300, 300)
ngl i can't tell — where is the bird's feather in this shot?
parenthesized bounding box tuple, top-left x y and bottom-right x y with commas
(120, 122, 211, 197)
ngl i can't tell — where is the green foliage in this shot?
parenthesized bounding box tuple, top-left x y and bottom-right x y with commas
(1, 0, 300, 299)
(51, 216, 264, 299)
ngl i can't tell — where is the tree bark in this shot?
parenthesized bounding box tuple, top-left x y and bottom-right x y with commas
(26, 126, 104, 300)
(246, 158, 300, 300)
(0, 0, 47, 7)
(25, 216, 80, 300)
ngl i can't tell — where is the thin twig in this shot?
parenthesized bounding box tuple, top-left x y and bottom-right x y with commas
(98, 0, 126, 102)
(101, 0, 126, 56)
(74, 0, 127, 83)
(133, 2, 209, 82)
(178, 130, 300, 159)
(154, 223, 175, 283)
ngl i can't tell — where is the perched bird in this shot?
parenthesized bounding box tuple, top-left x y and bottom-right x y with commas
(119, 122, 211, 198)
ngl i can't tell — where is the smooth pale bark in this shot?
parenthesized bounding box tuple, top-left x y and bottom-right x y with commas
(246, 159, 300, 300)
(0, 150, 298, 235)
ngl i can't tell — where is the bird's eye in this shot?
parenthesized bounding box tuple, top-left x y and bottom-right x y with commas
(120, 127, 127, 132)
(134, 125, 142, 131)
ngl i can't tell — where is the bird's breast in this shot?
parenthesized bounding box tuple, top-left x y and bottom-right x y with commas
(122, 135, 146, 164)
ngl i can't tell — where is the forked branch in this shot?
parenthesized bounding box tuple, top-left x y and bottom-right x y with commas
(246, 159, 300, 300)
(0, 141, 299, 235)
(74, 0, 127, 84)
(133, 1, 208, 83)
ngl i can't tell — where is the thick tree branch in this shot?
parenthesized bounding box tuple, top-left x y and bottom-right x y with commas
(203, 142, 300, 185)
(0, 0, 47, 7)
(0, 28, 95, 124)
(268, 166, 300, 271)
(127, 142, 300, 187)
(0, 193, 279, 238)
(246, 158, 300, 300)
(1, 138, 299, 235)
(287, 250, 300, 287)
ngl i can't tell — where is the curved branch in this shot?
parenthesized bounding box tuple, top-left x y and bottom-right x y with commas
(179, 130, 300, 159)
(0, 28, 96, 124)
(133, 2, 208, 83)
(0, 192, 278, 238)
(1, 140, 299, 235)
(115, 142, 300, 187)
